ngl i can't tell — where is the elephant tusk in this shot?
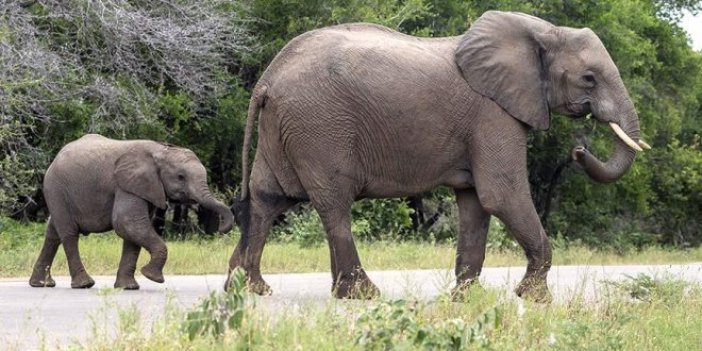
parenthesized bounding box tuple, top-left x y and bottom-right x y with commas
(609, 122, 643, 152)
(638, 140, 652, 150)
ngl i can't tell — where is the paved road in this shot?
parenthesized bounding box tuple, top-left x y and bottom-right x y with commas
(2, 264, 702, 350)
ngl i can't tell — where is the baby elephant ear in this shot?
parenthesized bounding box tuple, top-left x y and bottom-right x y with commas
(114, 149, 167, 209)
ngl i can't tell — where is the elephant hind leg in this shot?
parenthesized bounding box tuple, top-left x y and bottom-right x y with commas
(29, 220, 61, 287)
(61, 233, 95, 289)
(227, 158, 298, 294)
(308, 191, 380, 300)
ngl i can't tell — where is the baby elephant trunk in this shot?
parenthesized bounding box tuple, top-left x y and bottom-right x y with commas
(194, 185, 234, 233)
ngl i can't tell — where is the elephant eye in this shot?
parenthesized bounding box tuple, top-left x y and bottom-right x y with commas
(177, 174, 186, 181)
(582, 73, 596, 85)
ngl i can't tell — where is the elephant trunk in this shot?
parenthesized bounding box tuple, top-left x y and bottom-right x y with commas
(193, 182, 234, 233)
(572, 100, 641, 183)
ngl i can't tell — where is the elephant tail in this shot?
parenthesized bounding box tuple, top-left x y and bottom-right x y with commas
(240, 85, 268, 200)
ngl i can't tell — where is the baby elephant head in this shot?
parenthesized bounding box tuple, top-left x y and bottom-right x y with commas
(114, 145, 234, 233)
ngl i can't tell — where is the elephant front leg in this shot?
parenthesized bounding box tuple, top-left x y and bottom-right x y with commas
(477, 189, 553, 303)
(114, 240, 141, 290)
(452, 188, 491, 300)
(29, 221, 61, 288)
(471, 114, 552, 303)
(113, 190, 168, 284)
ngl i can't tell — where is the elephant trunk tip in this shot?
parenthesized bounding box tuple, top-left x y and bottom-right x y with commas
(218, 214, 234, 234)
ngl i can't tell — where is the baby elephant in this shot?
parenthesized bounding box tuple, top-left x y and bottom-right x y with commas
(29, 134, 234, 289)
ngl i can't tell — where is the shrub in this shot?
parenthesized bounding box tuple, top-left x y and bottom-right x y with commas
(181, 268, 248, 340)
(354, 299, 502, 350)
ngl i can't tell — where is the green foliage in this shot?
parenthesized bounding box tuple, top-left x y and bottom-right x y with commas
(182, 268, 248, 340)
(352, 199, 415, 240)
(272, 204, 326, 247)
(648, 138, 702, 245)
(605, 272, 696, 304)
(273, 199, 415, 247)
(354, 299, 502, 350)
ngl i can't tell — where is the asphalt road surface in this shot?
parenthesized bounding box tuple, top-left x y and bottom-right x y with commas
(2, 263, 701, 350)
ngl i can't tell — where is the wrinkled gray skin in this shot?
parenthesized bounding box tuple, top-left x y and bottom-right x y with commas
(227, 11, 643, 302)
(30, 134, 234, 290)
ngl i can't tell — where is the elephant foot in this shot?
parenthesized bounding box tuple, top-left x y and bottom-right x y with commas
(450, 279, 484, 302)
(332, 269, 380, 300)
(515, 277, 552, 303)
(140, 265, 165, 283)
(71, 273, 95, 289)
(114, 277, 140, 290)
(246, 278, 272, 296)
(29, 275, 56, 288)
(225, 266, 272, 295)
(29, 271, 56, 288)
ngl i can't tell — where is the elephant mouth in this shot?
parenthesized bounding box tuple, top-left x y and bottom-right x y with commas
(565, 101, 591, 119)
(170, 192, 195, 204)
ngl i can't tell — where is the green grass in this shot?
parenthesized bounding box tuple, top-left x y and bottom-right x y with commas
(2, 218, 702, 278)
(25, 272, 702, 350)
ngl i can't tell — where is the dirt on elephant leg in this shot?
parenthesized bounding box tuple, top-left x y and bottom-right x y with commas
(332, 269, 380, 300)
(515, 276, 552, 303)
(225, 266, 272, 295)
(114, 278, 140, 290)
(450, 279, 486, 302)
(29, 265, 56, 288)
(245, 276, 272, 296)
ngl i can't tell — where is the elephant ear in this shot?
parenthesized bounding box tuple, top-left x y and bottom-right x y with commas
(455, 11, 555, 130)
(114, 148, 167, 209)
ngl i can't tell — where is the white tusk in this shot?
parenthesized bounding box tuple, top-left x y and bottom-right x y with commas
(638, 140, 652, 150)
(609, 122, 643, 152)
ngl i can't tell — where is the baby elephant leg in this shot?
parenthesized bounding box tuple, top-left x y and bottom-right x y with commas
(113, 190, 168, 284)
(114, 239, 141, 289)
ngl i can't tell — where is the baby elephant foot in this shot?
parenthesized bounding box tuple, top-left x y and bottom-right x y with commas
(114, 277, 140, 290)
(29, 269, 56, 288)
(333, 269, 380, 300)
(71, 273, 96, 289)
(515, 277, 552, 303)
(140, 264, 165, 283)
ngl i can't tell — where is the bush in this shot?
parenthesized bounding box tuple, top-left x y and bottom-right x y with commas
(647, 139, 702, 246)
(354, 299, 502, 350)
(182, 268, 249, 340)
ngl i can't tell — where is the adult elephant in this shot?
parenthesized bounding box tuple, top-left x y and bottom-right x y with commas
(29, 134, 234, 290)
(226, 11, 649, 301)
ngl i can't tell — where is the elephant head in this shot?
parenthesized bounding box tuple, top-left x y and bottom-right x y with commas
(455, 11, 649, 183)
(114, 145, 234, 233)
